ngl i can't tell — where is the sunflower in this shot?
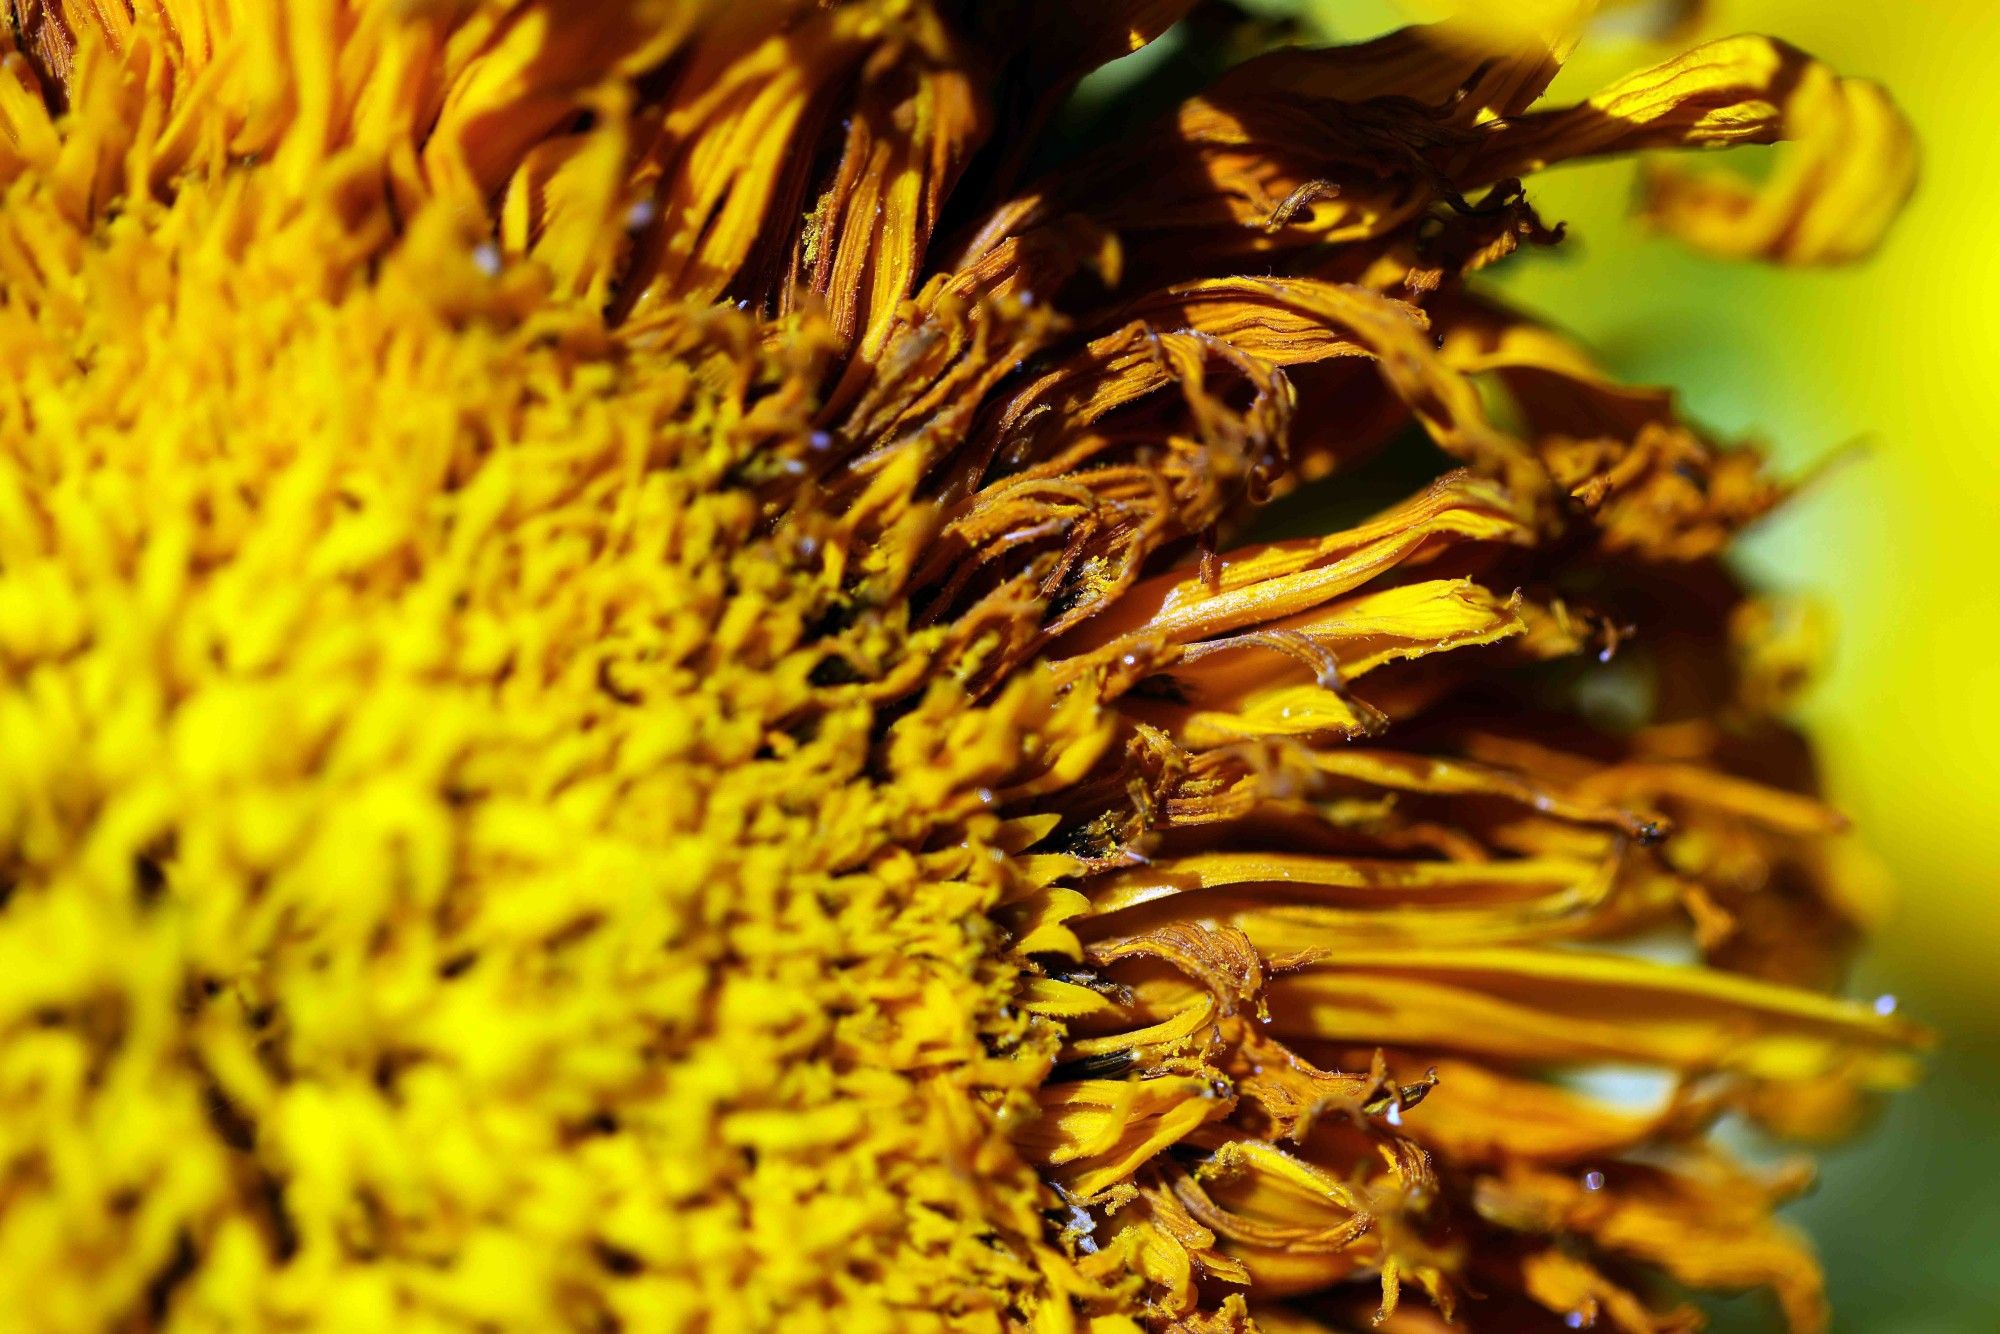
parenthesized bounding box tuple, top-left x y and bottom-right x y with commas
(0, 1, 1927, 1330)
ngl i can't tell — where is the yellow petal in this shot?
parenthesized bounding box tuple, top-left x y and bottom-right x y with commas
(1266, 946, 1924, 1085)
(1472, 35, 1917, 264)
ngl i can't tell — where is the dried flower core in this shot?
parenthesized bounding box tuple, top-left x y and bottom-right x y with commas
(0, 3, 1923, 1332)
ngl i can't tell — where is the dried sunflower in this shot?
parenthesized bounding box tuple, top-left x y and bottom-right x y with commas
(0, 2, 1927, 1332)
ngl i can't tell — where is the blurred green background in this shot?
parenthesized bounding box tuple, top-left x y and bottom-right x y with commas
(1078, 2, 1998, 1327)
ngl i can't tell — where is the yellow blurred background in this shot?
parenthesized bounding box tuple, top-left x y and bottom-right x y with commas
(1083, 1, 2000, 1325)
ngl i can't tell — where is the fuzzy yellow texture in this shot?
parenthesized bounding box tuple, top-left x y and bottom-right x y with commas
(0, 70, 1096, 1334)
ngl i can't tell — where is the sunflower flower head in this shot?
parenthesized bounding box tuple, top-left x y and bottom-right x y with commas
(0, 2, 1926, 1331)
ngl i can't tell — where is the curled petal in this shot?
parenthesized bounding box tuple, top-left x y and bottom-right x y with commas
(1470, 35, 1917, 264)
